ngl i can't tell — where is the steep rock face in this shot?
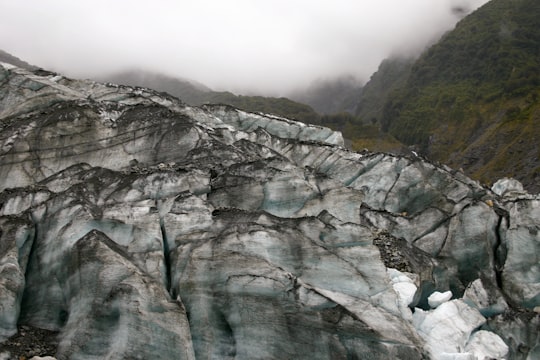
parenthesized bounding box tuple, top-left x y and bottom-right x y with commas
(0, 63, 538, 359)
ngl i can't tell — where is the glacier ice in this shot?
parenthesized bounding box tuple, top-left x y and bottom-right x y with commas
(463, 278, 508, 317)
(464, 330, 508, 360)
(0, 63, 538, 359)
(428, 291, 453, 308)
(491, 177, 526, 197)
(412, 300, 485, 359)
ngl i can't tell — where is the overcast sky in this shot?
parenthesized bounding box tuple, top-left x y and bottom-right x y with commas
(0, 0, 489, 95)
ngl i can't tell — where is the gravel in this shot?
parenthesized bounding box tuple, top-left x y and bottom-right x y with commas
(0, 325, 58, 359)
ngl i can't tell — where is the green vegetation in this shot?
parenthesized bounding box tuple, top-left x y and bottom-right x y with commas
(355, 57, 415, 126)
(314, 112, 405, 153)
(377, 0, 540, 191)
(290, 76, 363, 114)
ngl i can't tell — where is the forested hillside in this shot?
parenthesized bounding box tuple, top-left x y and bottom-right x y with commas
(355, 57, 414, 126)
(377, 0, 539, 191)
(289, 76, 363, 114)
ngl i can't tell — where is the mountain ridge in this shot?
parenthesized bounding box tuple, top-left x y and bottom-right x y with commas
(0, 49, 37, 71)
(100, 69, 324, 125)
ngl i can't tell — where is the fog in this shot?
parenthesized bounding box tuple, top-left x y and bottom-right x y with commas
(0, 0, 489, 95)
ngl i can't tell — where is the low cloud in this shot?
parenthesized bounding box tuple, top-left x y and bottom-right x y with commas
(0, 0, 489, 95)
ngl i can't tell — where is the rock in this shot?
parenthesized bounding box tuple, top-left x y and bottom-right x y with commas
(0, 325, 59, 359)
(428, 291, 453, 308)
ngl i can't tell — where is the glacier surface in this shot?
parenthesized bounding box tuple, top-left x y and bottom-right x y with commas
(0, 63, 538, 359)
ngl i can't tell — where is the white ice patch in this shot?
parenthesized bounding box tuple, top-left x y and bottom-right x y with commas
(428, 290, 453, 308)
(465, 330, 509, 360)
(413, 299, 486, 360)
(0, 61, 17, 70)
(49, 75, 63, 82)
(324, 130, 345, 146)
(1, 122, 37, 154)
(99, 109, 123, 126)
(297, 286, 332, 308)
(387, 268, 418, 308)
(439, 353, 475, 360)
(491, 177, 526, 197)
(149, 94, 173, 107)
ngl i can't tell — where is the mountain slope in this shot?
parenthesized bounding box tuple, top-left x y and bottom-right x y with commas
(289, 76, 364, 114)
(355, 57, 415, 125)
(103, 70, 211, 103)
(0, 49, 37, 71)
(380, 0, 540, 192)
(102, 70, 321, 124)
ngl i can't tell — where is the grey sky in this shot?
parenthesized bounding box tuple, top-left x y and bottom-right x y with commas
(0, 0, 489, 95)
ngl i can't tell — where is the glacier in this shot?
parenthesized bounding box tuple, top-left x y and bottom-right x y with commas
(0, 63, 538, 359)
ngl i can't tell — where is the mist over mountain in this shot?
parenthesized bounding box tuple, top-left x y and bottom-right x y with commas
(101, 70, 212, 104)
(288, 76, 364, 114)
(100, 70, 322, 126)
(0, 0, 489, 96)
